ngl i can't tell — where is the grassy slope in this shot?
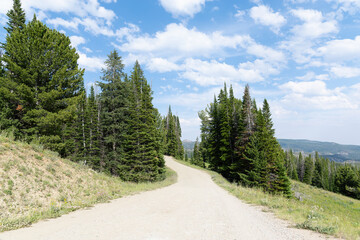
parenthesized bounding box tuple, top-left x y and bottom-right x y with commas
(175, 159, 360, 240)
(0, 136, 177, 232)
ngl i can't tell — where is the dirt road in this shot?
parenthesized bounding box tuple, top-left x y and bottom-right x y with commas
(0, 156, 331, 240)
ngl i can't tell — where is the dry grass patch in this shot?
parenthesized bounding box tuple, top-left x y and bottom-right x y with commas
(0, 135, 177, 232)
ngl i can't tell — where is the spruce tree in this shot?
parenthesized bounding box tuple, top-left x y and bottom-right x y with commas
(122, 61, 164, 182)
(303, 154, 314, 184)
(165, 106, 177, 157)
(97, 50, 127, 174)
(312, 152, 322, 188)
(87, 86, 101, 169)
(231, 84, 255, 182)
(4, 0, 26, 34)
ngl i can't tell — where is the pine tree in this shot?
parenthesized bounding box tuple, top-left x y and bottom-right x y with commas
(4, 0, 26, 34)
(122, 61, 164, 182)
(97, 50, 127, 174)
(86, 86, 101, 169)
(192, 137, 203, 167)
(198, 109, 211, 165)
(303, 154, 314, 184)
(231, 84, 255, 182)
(297, 152, 305, 181)
(208, 96, 222, 172)
(1, 16, 84, 154)
(165, 106, 177, 157)
(218, 85, 232, 177)
(312, 152, 322, 188)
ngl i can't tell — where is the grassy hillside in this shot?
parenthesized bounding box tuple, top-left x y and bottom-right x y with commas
(0, 135, 177, 232)
(175, 159, 360, 240)
(279, 139, 360, 162)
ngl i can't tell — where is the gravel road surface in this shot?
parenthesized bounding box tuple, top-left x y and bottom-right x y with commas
(0, 156, 333, 240)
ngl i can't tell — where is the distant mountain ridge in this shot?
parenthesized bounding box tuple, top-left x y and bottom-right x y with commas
(278, 139, 360, 162)
(183, 139, 360, 163)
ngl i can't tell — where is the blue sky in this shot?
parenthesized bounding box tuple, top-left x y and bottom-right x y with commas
(1, 0, 360, 144)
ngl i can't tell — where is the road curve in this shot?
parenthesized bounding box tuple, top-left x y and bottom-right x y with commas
(0, 156, 331, 240)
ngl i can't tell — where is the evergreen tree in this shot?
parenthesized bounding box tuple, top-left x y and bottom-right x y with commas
(208, 96, 222, 172)
(4, 0, 26, 34)
(303, 154, 314, 184)
(192, 137, 203, 167)
(86, 86, 101, 169)
(165, 106, 177, 157)
(1, 16, 84, 154)
(297, 152, 305, 181)
(97, 50, 127, 174)
(198, 110, 211, 165)
(312, 152, 322, 188)
(335, 165, 359, 198)
(122, 61, 164, 182)
(231, 84, 255, 182)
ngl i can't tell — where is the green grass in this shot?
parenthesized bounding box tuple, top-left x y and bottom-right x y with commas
(0, 135, 177, 232)
(175, 159, 360, 240)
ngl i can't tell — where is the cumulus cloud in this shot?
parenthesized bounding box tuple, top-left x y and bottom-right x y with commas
(290, 9, 338, 39)
(280, 8, 338, 64)
(249, 5, 286, 33)
(279, 80, 357, 110)
(119, 23, 251, 60)
(147, 58, 182, 73)
(330, 65, 360, 78)
(78, 52, 105, 72)
(70, 36, 86, 48)
(159, 0, 208, 18)
(317, 35, 360, 62)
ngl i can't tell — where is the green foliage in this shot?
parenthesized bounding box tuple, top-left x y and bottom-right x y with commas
(97, 50, 127, 174)
(163, 106, 184, 160)
(199, 84, 291, 196)
(285, 150, 360, 200)
(4, 0, 26, 34)
(1, 16, 84, 154)
(335, 165, 359, 198)
(121, 61, 165, 182)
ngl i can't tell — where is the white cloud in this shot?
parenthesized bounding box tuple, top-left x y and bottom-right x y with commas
(296, 71, 329, 81)
(280, 9, 338, 64)
(291, 9, 338, 39)
(279, 80, 357, 110)
(246, 43, 286, 63)
(24, 0, 116, 23)
(317, 36, 360, 62)
(46, 18, 80, 30)
(70, 36, 86, 48)
(234, 10, 246, 20)
(159, 0, 208, 18)
(119, 23, 251, 60)
(180, 59, 269, 86)
(330, 65, 360, 78)
(78, 52, 105, 72)
(46, 17, 139, 39)
(249, 5, 286, 33)
(147, 58, 181, 73)
(327, 0, 360, 15)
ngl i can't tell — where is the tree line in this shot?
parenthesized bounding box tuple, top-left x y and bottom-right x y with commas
(285, 150, 360, 199)
(0, 0, 177, 182)
(197, 84, 292, 196)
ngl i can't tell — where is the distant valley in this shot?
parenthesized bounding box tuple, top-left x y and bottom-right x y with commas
(183, 139, 360, 163)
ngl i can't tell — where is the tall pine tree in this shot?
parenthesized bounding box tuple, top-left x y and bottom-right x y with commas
(4, 0, 26, 34)
(97, 50, 127, 174)
(122, 61, 165, 182)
